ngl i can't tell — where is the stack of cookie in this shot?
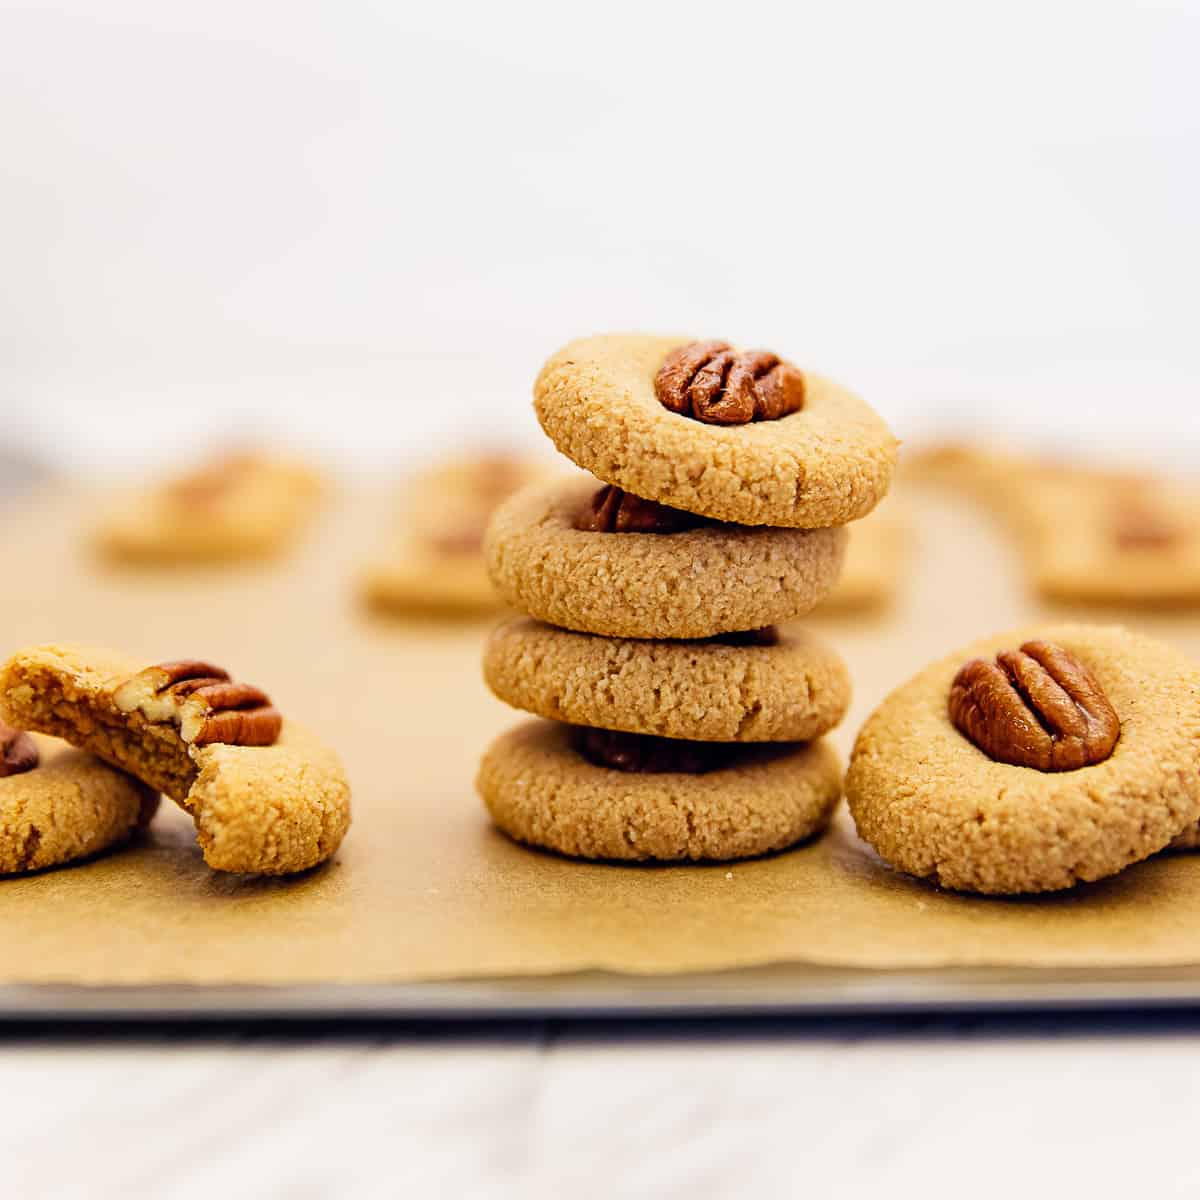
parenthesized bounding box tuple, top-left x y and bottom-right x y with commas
(477, 334, 897, 862)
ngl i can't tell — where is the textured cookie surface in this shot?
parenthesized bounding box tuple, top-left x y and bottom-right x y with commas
(845, 623, 1200, 895)
(485, 476, 847, 639)
(478, 719, 842, 862)
(534, 334, 897, 527)
(0, 735, 158, 874)
(484, 618, 850, 742)
(0, 644, 351, 875)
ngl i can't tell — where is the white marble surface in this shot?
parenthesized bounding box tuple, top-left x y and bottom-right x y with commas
(2, 1015, 1197, 1198)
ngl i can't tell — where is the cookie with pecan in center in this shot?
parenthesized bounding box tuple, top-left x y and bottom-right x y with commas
(534, 333, 897, 528)
(845, 623, 1200, 894)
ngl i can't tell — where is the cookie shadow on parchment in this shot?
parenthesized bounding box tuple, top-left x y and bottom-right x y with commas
(0, 826, 157, 883)
(126, 820, 347, 898)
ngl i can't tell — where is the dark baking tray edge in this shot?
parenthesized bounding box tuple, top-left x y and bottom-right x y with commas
(7, 964, 1200, 1021)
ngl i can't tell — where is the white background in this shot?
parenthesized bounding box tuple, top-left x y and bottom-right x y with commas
(2, 0, 1198, 475)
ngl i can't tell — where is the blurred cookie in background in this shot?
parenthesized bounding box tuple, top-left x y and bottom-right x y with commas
(361, 452, 552, 617)
(95, 450, 324, 565)
(1022, 471, 1200, 607)
(906, 440, 1200, 608)
(810, 496, 913, 615)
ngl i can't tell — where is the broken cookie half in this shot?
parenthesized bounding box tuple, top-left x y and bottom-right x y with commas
(0, 644, 351, 876)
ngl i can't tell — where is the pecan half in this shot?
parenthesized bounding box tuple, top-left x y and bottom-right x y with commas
(112, 660, 282, 748)
(0, 720, 38, 778)
(654, 341, 805, 425)
(948, 640, 1119, 771)
(574, 484, 703, 534)
(572, 727, 738, 774)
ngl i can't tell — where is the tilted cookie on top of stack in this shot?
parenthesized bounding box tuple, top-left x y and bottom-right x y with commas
(476, 333, 898, 862)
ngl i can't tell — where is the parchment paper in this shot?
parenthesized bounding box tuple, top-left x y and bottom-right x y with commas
(0, 484, 1198, 987)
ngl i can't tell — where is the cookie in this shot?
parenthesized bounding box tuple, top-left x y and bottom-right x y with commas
(533, 334, 897, 527)
(0, 645, 351, 875)
(813, 498, 912, 613)
(1021, 473, 1200, 607)
(362, 453, 552, 616)
(845, 623, 1200, 894)
(477, 718, 842, 862)
(485, 475, 847, 639)
(363, 556, 507, 616)
(906, 442, 1200, 606)
(96, 451, 323, 564)
(0, 725, 158, 874)
(483, 618, 850, 742)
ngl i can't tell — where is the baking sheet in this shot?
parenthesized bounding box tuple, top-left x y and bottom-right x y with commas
(1, 483, 1199, 1014)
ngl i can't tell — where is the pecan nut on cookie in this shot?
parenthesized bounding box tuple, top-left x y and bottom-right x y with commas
(845, 623, 1200, 894)
(0, 719, 158, 874)
(0, 645, 350, 875)
(477, 719, 842, 863)
(485, 475, 847, 639)
(533, 334, 897, 527)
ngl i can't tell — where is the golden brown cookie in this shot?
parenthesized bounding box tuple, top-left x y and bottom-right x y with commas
(362, 453, 554, 617)
(96, 451, 323, 564)
(485, 476, 847, 639)
(0, 645, 351, 875)
(533, 334, 897, 527)
(483, 618, 850, 742)
(478, 719, 842, 862)
(845, 623, 1200, 894)
(0, 729, 158, 874)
